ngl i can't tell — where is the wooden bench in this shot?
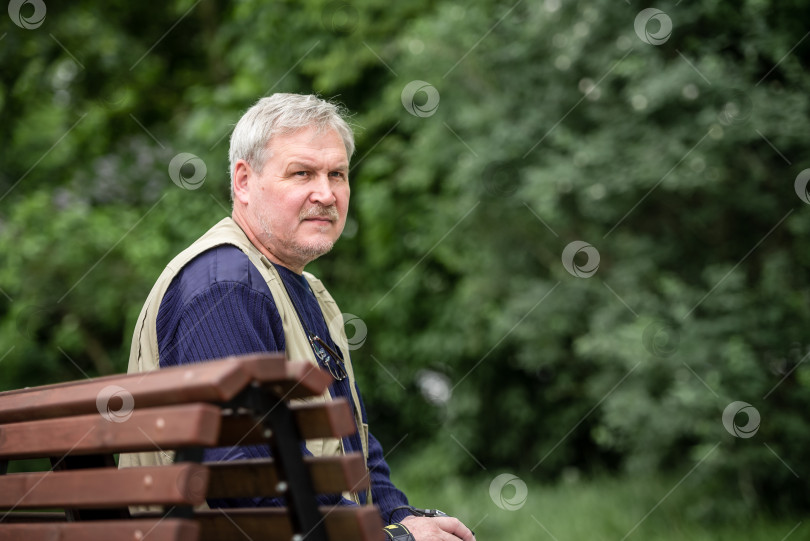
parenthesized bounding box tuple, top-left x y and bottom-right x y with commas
(0, 353, 384, 540)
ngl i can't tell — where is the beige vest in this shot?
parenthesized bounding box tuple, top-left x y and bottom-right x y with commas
(119, 217, 369, 504)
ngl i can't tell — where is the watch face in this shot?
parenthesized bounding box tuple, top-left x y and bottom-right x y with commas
(383, 524, 415, 541)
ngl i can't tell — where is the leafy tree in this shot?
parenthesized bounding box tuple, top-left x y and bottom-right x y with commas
(2, 0, 809, 518)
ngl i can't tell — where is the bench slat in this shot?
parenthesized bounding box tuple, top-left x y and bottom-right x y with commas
(0, 464, 208, 508)
(0, 519, 199, 541)
(0, 404, 221, 459)
(218, 399, 357, 445)
(193, 506, 383, 541)
(0, 508, 382, 541)
(0, 357, 262, 423)
(250, 359, 333, 399)
(293, 399, 358, 439)
(0, 356, 334, 425)
(206, 453, 369, 498)
(0, 455, 368, 510)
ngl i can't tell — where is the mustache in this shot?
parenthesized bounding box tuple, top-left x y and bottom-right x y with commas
(300, 204, 339, 221)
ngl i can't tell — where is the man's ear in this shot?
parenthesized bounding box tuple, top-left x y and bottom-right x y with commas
(232, 160, 252, 205)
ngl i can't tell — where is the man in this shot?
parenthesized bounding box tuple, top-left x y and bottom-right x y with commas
(121, 93, 475, 541)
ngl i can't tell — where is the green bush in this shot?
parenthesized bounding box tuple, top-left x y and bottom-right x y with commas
(2, 0, 809, 518)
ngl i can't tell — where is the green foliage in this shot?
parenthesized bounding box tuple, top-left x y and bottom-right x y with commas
(393, 464, 802, 541)
(2, 0, 809, 519)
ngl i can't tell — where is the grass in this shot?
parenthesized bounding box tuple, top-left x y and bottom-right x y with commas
(389, 462, 803, 541)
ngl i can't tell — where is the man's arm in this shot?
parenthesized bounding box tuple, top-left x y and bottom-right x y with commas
(157, 276, 281, 367)
(366, 429, 475, 540)
(358, 386, 475, 540)
(366, 430, 412, 524)
(349, 381, 412, 523)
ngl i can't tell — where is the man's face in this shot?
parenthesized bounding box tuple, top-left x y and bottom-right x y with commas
(246, 126, 350, 270)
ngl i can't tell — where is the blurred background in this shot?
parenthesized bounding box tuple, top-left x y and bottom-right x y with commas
(2, 0, 809, 539)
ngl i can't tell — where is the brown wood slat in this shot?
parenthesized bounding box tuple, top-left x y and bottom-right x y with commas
(0, 519, 199, 541)
(293, 399, 358, 440)
(0, 512, 64, 522)
(0, 355, 283, 424)
(217, 398, 357, 446)
(307, 453, 370, 494)
(206, 453, 369, 498)
(0, 464, 209, 509)
(246, 360, 334, 399)
(193, 506, 384, 541)
(0, 404, 221, 459)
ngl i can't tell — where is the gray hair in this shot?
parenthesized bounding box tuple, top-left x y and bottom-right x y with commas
(228, 93, 355, 197)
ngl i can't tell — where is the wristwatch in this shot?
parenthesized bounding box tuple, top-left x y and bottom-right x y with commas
(383, 523, 416, 541)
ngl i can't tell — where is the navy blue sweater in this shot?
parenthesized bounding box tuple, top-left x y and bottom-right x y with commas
(156, 245, 411, 523)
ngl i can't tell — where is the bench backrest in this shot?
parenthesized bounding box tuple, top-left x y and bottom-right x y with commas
(0, 353, 383, 541)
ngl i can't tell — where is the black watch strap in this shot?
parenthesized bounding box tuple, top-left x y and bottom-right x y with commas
(383, 522, 416, 541)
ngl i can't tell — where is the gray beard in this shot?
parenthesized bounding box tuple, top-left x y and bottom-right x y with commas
(257, 212, 336, 264)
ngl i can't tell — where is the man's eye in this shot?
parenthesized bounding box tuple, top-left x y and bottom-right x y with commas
(294, 171, 308, 177)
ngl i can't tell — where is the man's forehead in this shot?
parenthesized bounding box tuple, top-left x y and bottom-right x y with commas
(267, 126, 346, 152)
(284, 158, 349, 171)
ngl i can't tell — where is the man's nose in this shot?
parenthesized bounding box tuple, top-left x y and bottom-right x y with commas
(310, 173, 337, 206)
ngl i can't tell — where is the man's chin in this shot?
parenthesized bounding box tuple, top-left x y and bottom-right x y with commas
(290, 239, 336, 261)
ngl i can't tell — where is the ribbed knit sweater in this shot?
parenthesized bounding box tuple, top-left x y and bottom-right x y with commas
(156, 245, 411, 524)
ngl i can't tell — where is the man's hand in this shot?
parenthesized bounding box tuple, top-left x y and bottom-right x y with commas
(400, 515, 476, 541)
